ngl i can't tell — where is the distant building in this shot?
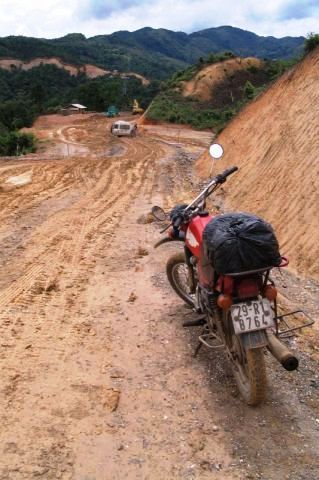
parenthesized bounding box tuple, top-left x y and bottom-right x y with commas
(61, 104, 87, 115)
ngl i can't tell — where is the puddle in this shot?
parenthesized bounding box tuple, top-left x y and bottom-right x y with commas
(5, 170, 33, 186)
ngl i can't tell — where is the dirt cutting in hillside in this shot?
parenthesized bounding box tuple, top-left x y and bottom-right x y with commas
(0, 113, 318, 480)
(182, 57, 263, 102)
(0, 58, 150, 83)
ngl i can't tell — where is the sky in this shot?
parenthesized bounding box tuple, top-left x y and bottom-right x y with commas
(0, 0, 318, 39)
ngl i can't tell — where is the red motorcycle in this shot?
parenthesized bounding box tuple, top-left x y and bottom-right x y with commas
(152, 144, 300, 406)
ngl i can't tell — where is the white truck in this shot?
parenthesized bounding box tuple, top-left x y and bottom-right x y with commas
(111, 120, 137, 137)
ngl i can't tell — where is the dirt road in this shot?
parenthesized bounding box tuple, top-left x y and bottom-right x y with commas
(0, 115, 318, 479)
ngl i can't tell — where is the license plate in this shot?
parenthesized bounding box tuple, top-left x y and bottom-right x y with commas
(231, 299, 274, 334)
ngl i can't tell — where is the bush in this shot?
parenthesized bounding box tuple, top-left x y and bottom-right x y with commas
(206, 51, 236, 65)
(167, 66, 198, 87)
(304, 33, 319, 54)
(0, 100, 37, 130)
(0, 131, 36, 156)
(147, 92, 235, 130)
(243, 81, 256, 99)
(246, 65, 259, 74)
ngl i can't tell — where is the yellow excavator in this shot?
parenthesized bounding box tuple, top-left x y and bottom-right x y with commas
(132, 99, 144, 115)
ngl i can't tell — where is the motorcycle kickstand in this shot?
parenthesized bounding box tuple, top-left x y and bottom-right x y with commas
(194, 325, 206, 357)
(194, 341, 203, 357)
(193, 323, 210, 357)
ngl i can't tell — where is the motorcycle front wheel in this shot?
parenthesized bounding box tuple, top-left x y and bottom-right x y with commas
(166, 252, 195, 307)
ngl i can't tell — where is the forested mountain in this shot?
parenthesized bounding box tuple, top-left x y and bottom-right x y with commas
(0, 26, 310, 157)
(0, 26, 304, 79)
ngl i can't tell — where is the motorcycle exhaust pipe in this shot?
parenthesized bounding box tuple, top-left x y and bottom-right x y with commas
(267, 332, 299, 371)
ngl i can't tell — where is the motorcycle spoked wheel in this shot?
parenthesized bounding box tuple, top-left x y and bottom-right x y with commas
(225, 313, 267, 406)
(166, 252, 196, 307)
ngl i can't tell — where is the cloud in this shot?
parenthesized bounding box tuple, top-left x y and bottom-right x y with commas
(0, 0, 318, 39)
(279, 0, 319, 20)
(84, 0, 148, 18)
(0, 0, 78, 38)
(85, 1, 317, 38)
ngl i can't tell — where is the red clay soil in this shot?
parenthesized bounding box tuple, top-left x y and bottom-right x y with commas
(197, 48, 319, 281)
(182, 57, 263, 102)
(0, 113, 318, 479)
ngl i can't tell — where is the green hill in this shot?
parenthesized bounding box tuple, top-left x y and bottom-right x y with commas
(147, 53, 297, 130)
(0, 26, 304, 79)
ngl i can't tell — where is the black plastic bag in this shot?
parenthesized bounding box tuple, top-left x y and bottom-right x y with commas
(203, 213, 282, 274)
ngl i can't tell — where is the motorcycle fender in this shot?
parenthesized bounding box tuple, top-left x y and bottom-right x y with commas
(240, 330, 268, 351)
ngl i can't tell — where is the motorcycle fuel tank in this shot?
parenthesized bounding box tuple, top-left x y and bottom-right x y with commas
(185, 215, 213, 257)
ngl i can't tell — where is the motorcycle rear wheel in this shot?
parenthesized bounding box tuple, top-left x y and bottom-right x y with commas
(230, 330, 267, 406)
(166, 252, 195, 307)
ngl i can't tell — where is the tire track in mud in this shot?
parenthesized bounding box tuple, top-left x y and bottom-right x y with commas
(0, 120, 220, 479)
(0, 158, 118, 344)
(0, 135, 192, 348)
(0, 137, 163, 346)
(38, 140, 159, 372)
(0, 135, 167, 479)
(0, 148, 118, 218)
(0, 161, 82, 221)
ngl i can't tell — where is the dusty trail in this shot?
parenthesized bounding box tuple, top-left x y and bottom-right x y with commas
(0, 115, 318, 479)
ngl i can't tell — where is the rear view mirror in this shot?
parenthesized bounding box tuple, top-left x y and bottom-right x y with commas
(209, 143, 224, 159)
(151, 206, 167, 221)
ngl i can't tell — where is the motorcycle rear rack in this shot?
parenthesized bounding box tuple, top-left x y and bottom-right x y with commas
(275, 310, 314, 338)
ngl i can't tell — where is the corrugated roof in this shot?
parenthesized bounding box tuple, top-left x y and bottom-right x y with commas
(69, 103, 87, 109)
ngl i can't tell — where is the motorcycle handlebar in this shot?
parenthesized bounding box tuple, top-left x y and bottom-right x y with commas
(216, 166, 238, 183)
(173, 216, 183, 229)
(175, 165, 239, 219)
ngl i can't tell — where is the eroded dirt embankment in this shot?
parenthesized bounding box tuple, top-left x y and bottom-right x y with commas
(182, 57, 263, 102)
(197, 48, 319, 281)
(0, 114, 318, 480)
(0, 57, 150, 84)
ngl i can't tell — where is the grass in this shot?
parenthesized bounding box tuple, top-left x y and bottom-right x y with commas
(147, 91, 237, 130)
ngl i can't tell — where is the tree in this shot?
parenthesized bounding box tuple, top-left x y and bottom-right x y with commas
(77, 82, 105, 111)
(243, 81, 256, 100)
(0, 100, 36, 130)
(304, 32, 319, 54)
(0, 131, 36, 156)
(31, 83, 46, 111)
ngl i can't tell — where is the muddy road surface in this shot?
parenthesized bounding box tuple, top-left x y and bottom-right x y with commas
(0, 115, 318, 479)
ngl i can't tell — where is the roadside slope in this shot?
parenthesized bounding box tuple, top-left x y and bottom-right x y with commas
(197, 48, 319, 280)
(145, 55, 287, 130)
(182, 57, 263, 102)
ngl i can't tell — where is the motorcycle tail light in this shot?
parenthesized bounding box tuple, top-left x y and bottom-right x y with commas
(264, 285, 277, 301)
(217, 294, 233, 310)
(237, 278, 260, 298)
